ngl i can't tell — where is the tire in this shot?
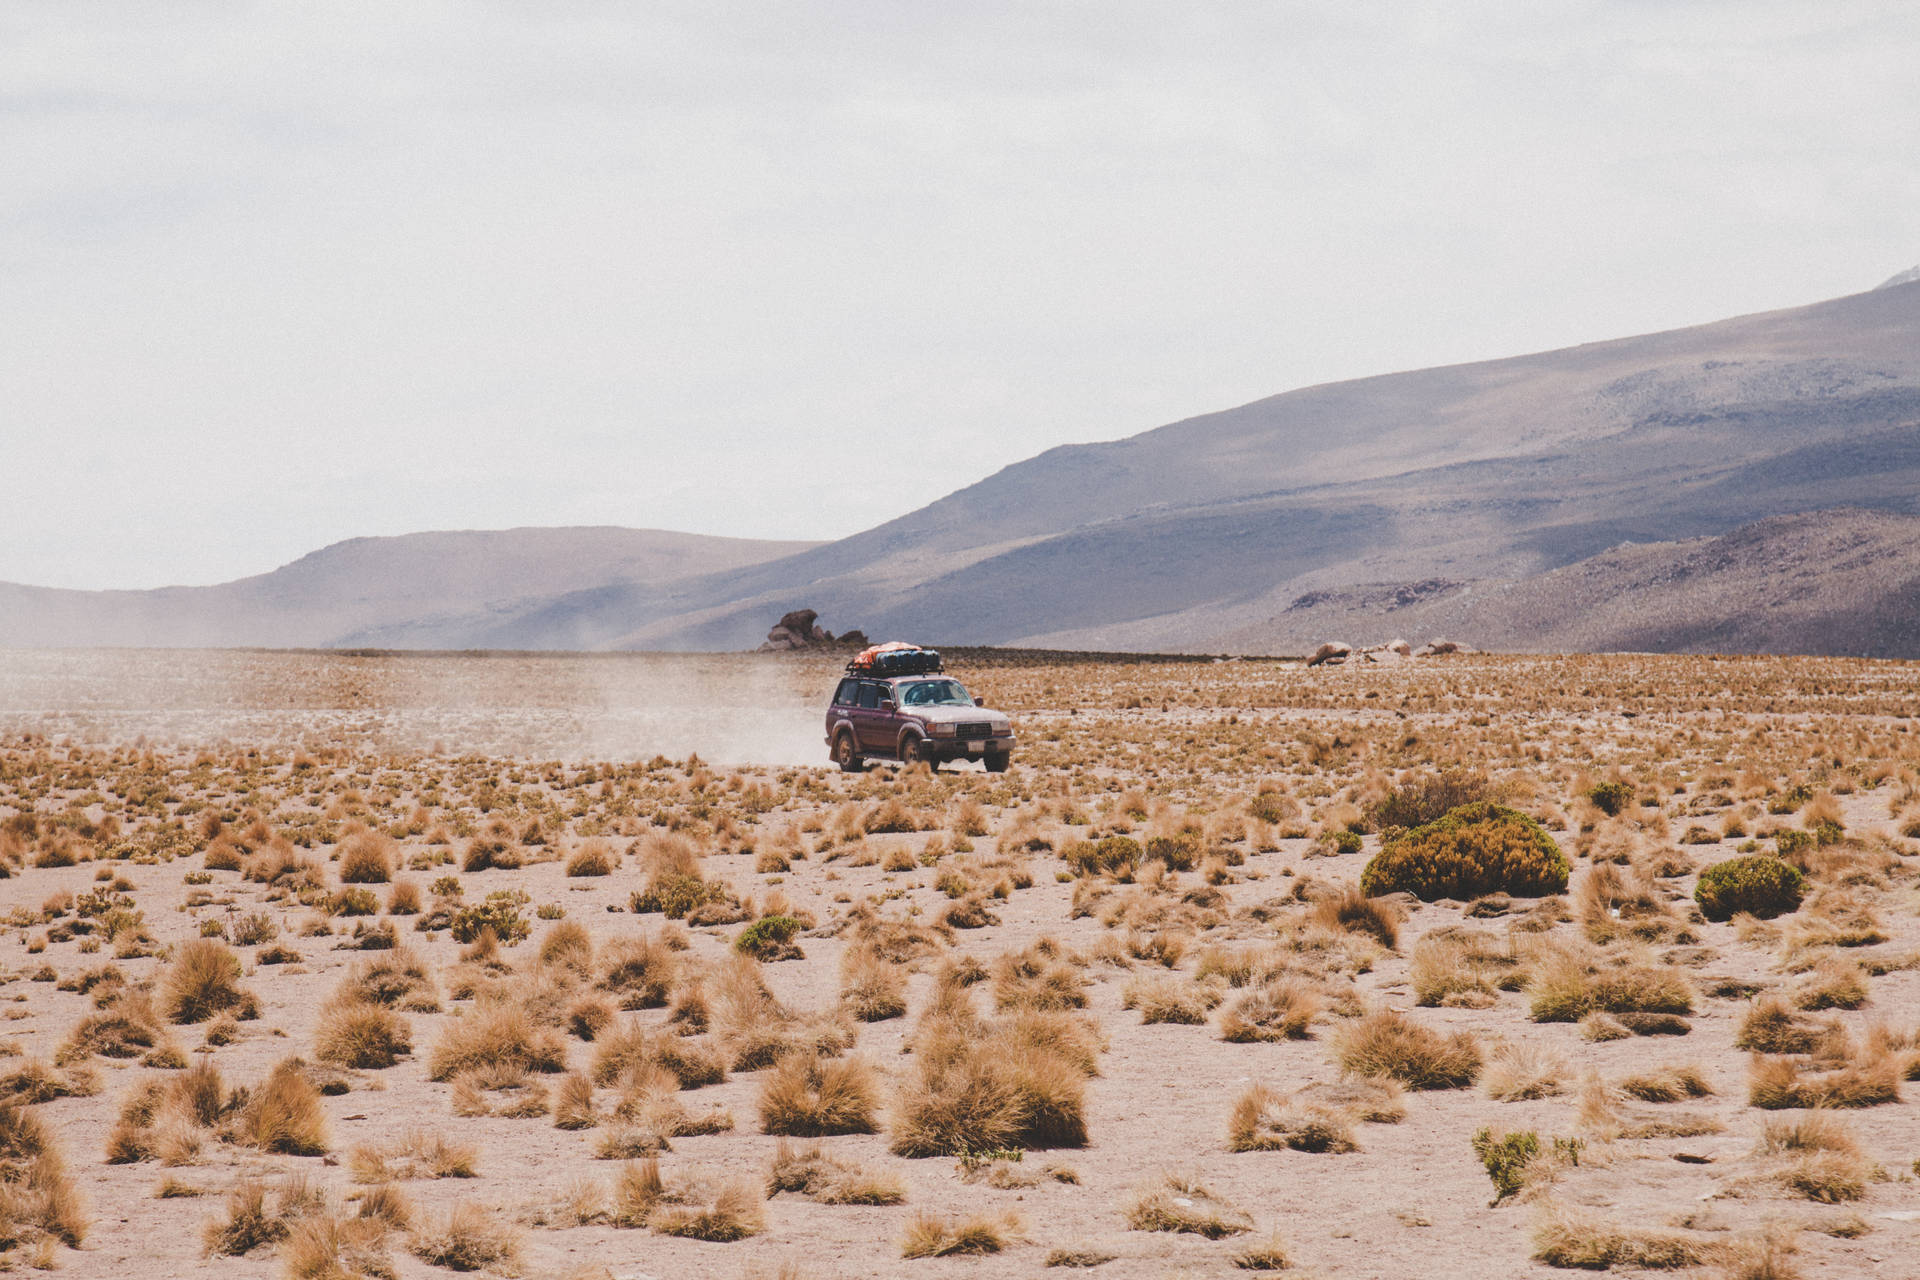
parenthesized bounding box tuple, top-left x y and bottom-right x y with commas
(901, 736, 933, 770)
(834, 732, 864, 773)
(984, 752, 1011, 773)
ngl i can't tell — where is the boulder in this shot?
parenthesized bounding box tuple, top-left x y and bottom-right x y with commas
(756, 609, 862, 652)
(1307, 642, 1352, 668)
(1386, 637, 1412, 656)
(775, 608, 819, 637)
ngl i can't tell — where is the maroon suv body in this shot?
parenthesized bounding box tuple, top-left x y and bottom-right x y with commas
(824, 673, 1014, 772)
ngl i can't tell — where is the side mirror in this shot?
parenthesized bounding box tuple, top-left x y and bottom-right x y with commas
(879, 698, 896, 712)
(974, 697, 985, 707)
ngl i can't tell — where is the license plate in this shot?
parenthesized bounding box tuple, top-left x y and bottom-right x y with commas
(967, 740, 985, 752)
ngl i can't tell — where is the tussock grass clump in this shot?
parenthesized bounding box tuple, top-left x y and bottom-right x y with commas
(348, 1129, 476, 1181)
(1530, 1203, 1707, 1270)
(598, 934, 677, 1009)
(840, 945, 907, 1021)
(281, 1212, 396, 1280)
(1231, 1232, 1296, 1272)
(643, 1171, 766, 1241)
(1734, 996, 1828, 1055)
(202, 1176, 320, 1257)
(992, 939, 1087, 1011)
(1335, 1008, 1481, 1089)
(0, 1103, 87, 1252)
(1413, 932, 1512, 1013)
(408, 1202, 521, 1271)
(1360, 802, 1568, 901)
(237, 1059, 330, 1155)
(1757, 1113, 1873, 1203)
(428, 1004, 567, 1081)
(336, 830, 395, 883)
(338, 946, 439, 1012)
(1749, 1054, 1900, 1110)
(767, 1140, 906, 1205)
(1126, 1171, 1251, 1238)
(554, 1071, 597, 1130)
(1219, 977, 1322, 1042)
(1227, 1084, 1357, 1153)
(1367, 767, 1493, 831)
(163, 939, 257, 1024)
(1618, 1064, 1713, 1102)
(538, 919, 594, 975)
(1792, 959, 1868, 1011)
(712, 955, 854, 1071)
(1527, 950, 1694, 1023)
(566, 839, 616, 877)
(890, 984, 1097, 1156)
(759, 1054, 880, 1136)
(1483, 1041, 1566, 1101)
(314, 998, 412, 1070)
(901, 1210, 1017, 1258)
(1310, 886, 1400, 949)
(105, 1061, 232, 1164)
(1121, 973, 1224, 1024)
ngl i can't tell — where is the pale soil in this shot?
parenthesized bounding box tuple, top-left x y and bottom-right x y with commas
(0, 648, 1917, 1279)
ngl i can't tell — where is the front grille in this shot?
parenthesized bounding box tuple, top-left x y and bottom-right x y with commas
(955, 722, 993, 739)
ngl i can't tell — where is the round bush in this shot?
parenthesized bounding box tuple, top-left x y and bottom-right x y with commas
(1359, 802, 1568, 901)
(1693, 855, 1804, 922)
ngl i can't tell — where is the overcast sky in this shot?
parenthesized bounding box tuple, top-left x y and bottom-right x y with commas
(3, 2, 1916, 589)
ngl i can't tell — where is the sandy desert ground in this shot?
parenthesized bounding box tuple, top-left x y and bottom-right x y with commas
(0, 646, 1916, 1279)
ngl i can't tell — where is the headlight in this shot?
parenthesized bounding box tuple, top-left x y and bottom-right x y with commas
(929, 722, 956, 737)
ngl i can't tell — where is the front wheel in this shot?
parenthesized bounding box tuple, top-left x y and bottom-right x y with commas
(984, 752, 1011, 773)
(834, 733, 864, 773)
(901, 737, 934, 770)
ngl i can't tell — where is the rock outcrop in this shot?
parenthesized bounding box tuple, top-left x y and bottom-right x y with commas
(757, 610, 866, 652)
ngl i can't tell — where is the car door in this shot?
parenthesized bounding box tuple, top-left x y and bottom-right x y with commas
(853, 681, 890, 752)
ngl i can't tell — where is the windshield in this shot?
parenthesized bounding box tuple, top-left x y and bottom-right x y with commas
(899, 679, 974, 707)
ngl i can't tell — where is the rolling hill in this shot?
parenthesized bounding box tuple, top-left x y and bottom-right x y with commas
(5, 272, 1919, 657)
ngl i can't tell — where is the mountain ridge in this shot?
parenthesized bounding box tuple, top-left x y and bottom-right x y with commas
(6, 278, 1920, 658)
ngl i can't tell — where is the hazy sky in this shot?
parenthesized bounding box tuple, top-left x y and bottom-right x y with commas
(4, 2, 1916, 589)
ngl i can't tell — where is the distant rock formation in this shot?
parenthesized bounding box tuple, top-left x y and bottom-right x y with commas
(1308, 637, 1470, 667)
(758, 609, 866, 652)
(1307, 642, 1351, 667)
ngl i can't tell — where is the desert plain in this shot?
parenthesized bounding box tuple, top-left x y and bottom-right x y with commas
(0, 646, 1916, 1279)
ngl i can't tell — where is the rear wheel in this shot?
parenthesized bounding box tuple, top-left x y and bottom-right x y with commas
(984, 751, 1011, 773)
(834, 733, 863, 773)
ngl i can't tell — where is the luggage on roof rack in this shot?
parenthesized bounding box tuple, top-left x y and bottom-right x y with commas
(848, 642, 942, 676)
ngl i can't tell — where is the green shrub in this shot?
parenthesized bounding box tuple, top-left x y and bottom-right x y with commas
(1775, 829, 1813, 857)
(632, 874, 727, 919)
(1144, 834, 1201, 871)
(1359, 803, 1569, 901)
(331, 888, 380, 917)
(1328, 830, 1363, 855)
(1473, 1128, 1540, 1204)
(1062, 836, 1141, 878)
(450, 892, 530, 945)
(734, 915, 804, 959)
(1694, 855, 1804, 923)
(1584, 782, 1634, 817)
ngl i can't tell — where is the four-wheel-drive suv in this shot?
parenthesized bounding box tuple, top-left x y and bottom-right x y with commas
(825, 653, 1014, 772)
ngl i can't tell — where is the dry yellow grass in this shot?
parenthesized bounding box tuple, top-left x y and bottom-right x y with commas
(4, 648, 1920, 1277)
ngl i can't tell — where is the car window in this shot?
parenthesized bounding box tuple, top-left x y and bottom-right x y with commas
(857, 683, 880, 710)
(902, 679, 972, 706)
(833, 679, 858, 706)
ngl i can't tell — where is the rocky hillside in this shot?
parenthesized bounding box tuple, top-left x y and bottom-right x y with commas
(5, 276, 1919, 658)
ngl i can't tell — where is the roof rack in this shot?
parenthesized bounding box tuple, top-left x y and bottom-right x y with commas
(846, 643, 943, 676)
